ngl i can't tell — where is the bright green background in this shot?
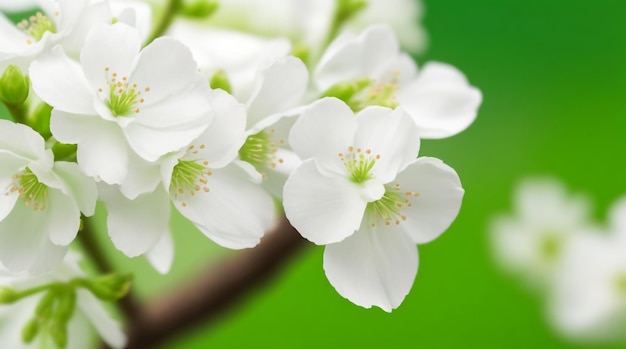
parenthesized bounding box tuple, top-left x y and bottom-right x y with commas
(2, 0, 626, 348)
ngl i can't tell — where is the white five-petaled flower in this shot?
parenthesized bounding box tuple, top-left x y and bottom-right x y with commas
(0, 251, 126, 349)
(548, 196, 626, 343)
(314, 24, 482, 139)
(99, 90, 275, 265)
(490, 178, 594, 289)
(283, 98, 464, 311)
(0, 120, 97, 273)
(29, 22, 212, 186)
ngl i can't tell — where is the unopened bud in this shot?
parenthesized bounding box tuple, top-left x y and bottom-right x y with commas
(54, 290, 76, 323)
(0, 287, 21, 304)
(27, 102, 52, 139)
(35, 290, 58, 318)
(49, 321, 68, 349)
(0, 64, 29, 106)
(21, 318, 40, 344)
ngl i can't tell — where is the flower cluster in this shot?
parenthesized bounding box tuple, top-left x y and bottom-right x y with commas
(0, 0, 481, 346)
(491, 178, 626, 343)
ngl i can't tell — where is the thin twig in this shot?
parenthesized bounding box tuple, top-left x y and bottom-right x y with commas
(124, 215, 307, 349)
(78, 218, 142, 323)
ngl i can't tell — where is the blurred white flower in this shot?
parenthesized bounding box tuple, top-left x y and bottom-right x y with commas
(167, 20, 292, 102)
(547, 195, 626, 343)
(490, 178, 594, 289)
(0, 120, 97, 273)
(0, 251, 126, 348)
(30, 22, 212, 186)
(314, 25, 482, 139)
(283, 98, 463, 311)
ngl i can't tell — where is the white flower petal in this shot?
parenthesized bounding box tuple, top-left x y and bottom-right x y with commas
(288, 98, 356, 175)
(130, 36, 201, 104)
(124, 80, 211, 162)
(187, 89, 246, 168)
(609, 196, 626, 236)
(81, 22, 140, 92)
(0, 202, 67, 272)
(52, 161, 98, 216)
(315, 25, 399, 91)
(74, 120, 129, 184)
(354, 107, 420, 183)
(101, 185, 170, 257)
(246, 56, 309, 127)
(283, 159, 366, 245)
(145, 230, 174, 274)
(393, 157, 464, 244)
(119, 152, 162, 200)
(62, 1, 113, 57)
(77, 289, 127, 349)
(112, 0, 153, 42)
(175, 164, 274, 249)
(0, 120, 48, 161)
(29, 46, 96, 115)
(262, 148, 301, 199)
(397, 62, 482, 139)
(323, 226, 418, 312)
(46, 189, 81, 246)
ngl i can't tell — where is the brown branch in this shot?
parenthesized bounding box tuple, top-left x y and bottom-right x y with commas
(124, 215, 307, 349)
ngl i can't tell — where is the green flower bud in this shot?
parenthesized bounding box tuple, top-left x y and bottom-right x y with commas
(0, 287, 21, 304)
(82, 273, 133, 301)
(27, 102, 52, 139)
(35, 290, 58, 319)
(209, 70, 233, 94)
(49, 321, 68, 349)
(180, 0, 219, 18)
(0, 65, 30, 106)
(53, 290, 76, 323)
(21, 318, 40, 344)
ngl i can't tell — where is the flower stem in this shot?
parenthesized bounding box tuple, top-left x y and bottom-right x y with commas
(78, 217, 142, 322)
(145, 0, 183, 45)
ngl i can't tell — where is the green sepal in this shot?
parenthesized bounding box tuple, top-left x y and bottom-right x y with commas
(49, 321, 68, 349)
(79, 273, 133, 301)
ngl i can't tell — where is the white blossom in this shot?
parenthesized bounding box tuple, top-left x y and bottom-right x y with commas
(283, 98, 463, 311)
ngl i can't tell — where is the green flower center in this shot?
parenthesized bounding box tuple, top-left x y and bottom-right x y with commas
(239, 129, 286, 177)
(364, 183, 419, 228)
(321, 76, 400, 112)
(17, 12, 57, 43)
(100, 67, 149, 117)
(538, 233, 562, 262)
(338, 146, 380, 183)
(5, 168, 49, 211)
(169, 158, 211, 207)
